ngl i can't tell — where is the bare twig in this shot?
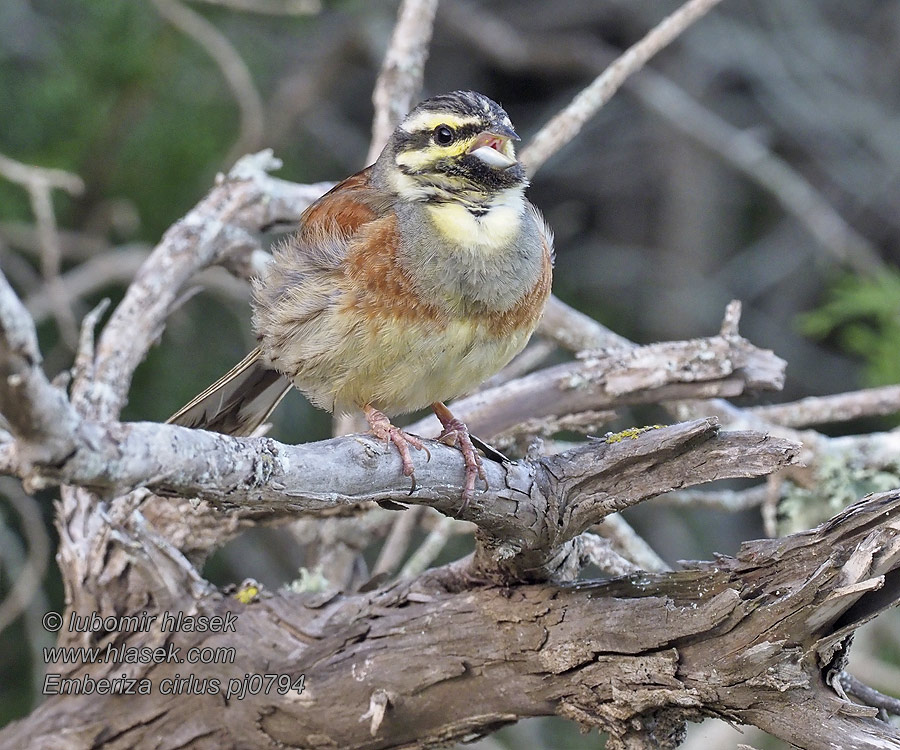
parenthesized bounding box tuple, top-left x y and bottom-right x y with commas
(537, 297, 796, 445)
(0, 221, 130, 261)
(682, 721, 768, 750)
(151, 0, 265, 162)
(188, 0, 320, 14)
(400, 514, 460, 578)
(366, 0, 438, 164)
(840, 672, 900, 717)
(493, 409, 617, 453)
(23, 247, 148, 323)
(372, 505, 424, 577)
(658, 485, 768, 511)
(23, 248, 257, 326)
(521, 0, 726, 173)
(72, 299, 111, 392)
(0, 479, 51, 634)
(574, 532, 642, 576)
(0, 153, 84, 195)
(538, 295, 632, 351)
(592, 513, 670, 573)
(0, 152, 85, 346)
(749, 385, 900, 428)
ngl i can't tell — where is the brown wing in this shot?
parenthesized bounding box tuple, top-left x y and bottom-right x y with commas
(297, 166, 388, 240)
(251, 167, 406, 370)
(253, 166, 394, 326)
(166, 348, 291, 436)
(169, 168, 391, 434)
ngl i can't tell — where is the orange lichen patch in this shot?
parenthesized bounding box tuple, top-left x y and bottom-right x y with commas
(298, 168, 379, 239)
(342, 215, 449, 326)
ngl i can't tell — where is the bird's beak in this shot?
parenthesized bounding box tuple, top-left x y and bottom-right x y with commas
(468, 129, 519, 168)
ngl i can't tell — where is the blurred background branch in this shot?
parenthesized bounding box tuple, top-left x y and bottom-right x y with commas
(150, 0, 265, 163)
(188, 0, 321, 15)
(2, 1, 900, 747)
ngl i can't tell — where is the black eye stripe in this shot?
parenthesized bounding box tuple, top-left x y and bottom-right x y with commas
(433, 123, 482, 142)
(397, 123, 485, 152)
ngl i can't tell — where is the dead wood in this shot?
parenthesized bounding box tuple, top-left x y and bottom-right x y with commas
(1, 492, 897, 750)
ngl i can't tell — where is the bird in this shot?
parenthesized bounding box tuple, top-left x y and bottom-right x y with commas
(168, 90, 553, 508)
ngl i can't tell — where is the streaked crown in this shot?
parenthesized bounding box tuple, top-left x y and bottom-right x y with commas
(376, 91, 526, 202)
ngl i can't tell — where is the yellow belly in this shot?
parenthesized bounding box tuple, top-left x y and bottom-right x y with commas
(292, 315, 531, 416)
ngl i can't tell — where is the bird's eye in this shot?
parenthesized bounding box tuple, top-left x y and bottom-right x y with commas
(433, 125, 455, 145)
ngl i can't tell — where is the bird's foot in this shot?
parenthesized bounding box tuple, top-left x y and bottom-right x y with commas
(364, 405, 429, 493)
(431, 401, 486, 512)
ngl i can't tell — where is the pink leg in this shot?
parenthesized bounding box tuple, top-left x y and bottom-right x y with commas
(364, 405, 429, 492)
(431, 401, 486, 511)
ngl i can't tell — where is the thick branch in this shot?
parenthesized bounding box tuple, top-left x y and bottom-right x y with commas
(477, 419, 798, 581)
(408, 326, 785, 439)
(3, 491, 899, 750)
(0, 271, 81, 467)
(3, 410, 798, 582)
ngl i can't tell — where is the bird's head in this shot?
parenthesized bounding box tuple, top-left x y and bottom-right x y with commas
(375, 90, 526, 205)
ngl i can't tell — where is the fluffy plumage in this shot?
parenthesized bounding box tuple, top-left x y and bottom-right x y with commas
(168, 91, 553, 505)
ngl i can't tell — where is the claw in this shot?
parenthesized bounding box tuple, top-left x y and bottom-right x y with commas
(364, 405, 426, 494)
(431, 401, 486, 513)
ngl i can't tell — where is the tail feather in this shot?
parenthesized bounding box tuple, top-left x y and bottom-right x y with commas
(167, 348, 291, 436)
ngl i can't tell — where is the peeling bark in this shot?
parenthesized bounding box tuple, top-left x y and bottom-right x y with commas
(2, 154, 900, 750)
(2, 493, 898, 750)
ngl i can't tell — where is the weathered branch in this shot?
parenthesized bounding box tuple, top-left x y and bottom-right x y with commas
(407, 322, 785, 439)
(0, 270, 81, 470)
(2, 411, 798, 580)
(749, 385, 900, 427)
(0, 281, 799, 581)
(3, 491, 899, 750)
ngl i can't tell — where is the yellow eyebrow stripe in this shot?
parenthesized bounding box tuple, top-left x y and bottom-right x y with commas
(400, 111, 483, 134)
(395, 142, 471, 171)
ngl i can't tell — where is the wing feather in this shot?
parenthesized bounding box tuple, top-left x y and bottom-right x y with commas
(166, 348, 291, 436)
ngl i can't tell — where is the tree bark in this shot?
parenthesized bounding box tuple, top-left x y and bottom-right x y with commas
(2, 154, 899, 750)
(2, 491, 899, 750)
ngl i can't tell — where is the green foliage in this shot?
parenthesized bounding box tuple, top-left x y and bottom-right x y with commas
(798, 269, 900, 386)
(0, 1, 244, 238)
